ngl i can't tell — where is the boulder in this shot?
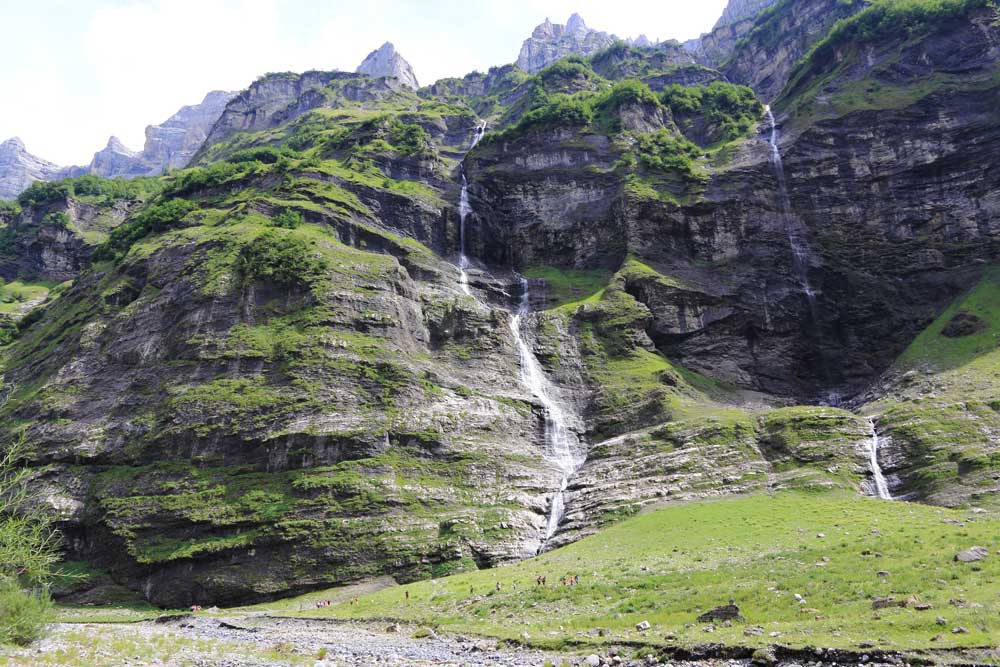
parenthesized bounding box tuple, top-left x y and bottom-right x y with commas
(697, 604, 743, 622)
(954, 546, 989, 562)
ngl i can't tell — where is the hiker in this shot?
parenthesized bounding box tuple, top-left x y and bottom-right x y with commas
(405, 590, 410, 600)
(496, 581, 501, 592)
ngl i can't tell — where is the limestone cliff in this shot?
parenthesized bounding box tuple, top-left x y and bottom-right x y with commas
(0, 138, 63, 200)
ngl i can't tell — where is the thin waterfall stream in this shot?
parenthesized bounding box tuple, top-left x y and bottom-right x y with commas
(866, 418, 893, 500)
(455, 124, 587, 546)
(510, 278, 586, 545)
(457, 122, 487, 295)
(765, 105, 818, 316)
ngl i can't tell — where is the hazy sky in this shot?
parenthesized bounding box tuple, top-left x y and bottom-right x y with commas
(1, 0, 728, 166)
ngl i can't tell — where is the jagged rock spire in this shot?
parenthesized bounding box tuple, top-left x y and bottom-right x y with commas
(356, 42, 419, 89)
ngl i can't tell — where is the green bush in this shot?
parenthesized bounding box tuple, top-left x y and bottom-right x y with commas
(635, 130, 705, 180)
(0, 580, 50, 646)
(163, 162, 249, 198)
(41, 212, 70, 229)
(0, 433, 60, 646)
(16, 181, 71, 207)
(93, 198, 199, 261)
(661, 81, 762, 144)
(226, 146, 295, 164)
(236, 231, 327, 288)
(270, 209, 304, 229)
(16, 176, 159, 208)
(0, 201, 21, 220)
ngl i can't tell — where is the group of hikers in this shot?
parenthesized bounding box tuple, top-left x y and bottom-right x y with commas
(402, 574, 583, 602)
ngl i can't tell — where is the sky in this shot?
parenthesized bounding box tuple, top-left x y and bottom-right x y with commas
(0, 0, 728, 166)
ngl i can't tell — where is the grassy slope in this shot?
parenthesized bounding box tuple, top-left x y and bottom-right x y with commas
(865, 268, 1000, 507)
(274, 491, 998, 652)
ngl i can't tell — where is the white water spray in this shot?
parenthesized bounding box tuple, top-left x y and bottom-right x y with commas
(866, 417, 892, 500)
(510, 278, 586, 543)
(765, 105, 819, 311)
(457, 123, 488, 295)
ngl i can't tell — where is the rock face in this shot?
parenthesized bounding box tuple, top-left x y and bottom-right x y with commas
(516, 14, 617, 73)
(85, 91, 238, 178)
(356, 42, 419, 89)
(200, 72, 410, 152)
(87, 136, 146, 179)
(140, 90, 237, 173)
(3, 0, 1000, 610)
(715, 0, 780, 28)
(0, 138, 63, 200)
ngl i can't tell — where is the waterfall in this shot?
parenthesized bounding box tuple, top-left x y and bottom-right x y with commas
(765, 105, 818, 313)
(866, 417, 893, 500)
(457, 122, 488, 295)
(509, 278, 586, 543)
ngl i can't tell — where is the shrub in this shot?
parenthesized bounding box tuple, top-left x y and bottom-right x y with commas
(0, 201, 21, 220)
(635, 130, 705, 179)
(93, 198, 198, 261)
(270, 209, 304, 229)
(41, 212, 71, 229)
(16, 181, 71, 208)
(0, 431, 60, 646)
(593, 80, 661, 132)
(236, 231, 327, 288)
(0, 580, 50, 646)
(226, 146, 295, 165)
(661, 82, 762, 144)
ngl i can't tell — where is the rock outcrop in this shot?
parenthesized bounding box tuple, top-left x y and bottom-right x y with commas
(87, 136, 146, 179)
(715, 0, 780, 28)
(516, 14, 617, 73)
(357, 42, 419, 89)
(0, 138, 63, 200)
(140, 90, 237, 173)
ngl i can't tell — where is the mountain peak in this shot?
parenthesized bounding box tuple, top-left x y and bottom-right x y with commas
(566, 13, 588, 35)
(517, 14, 618, 73)
(1, 137, 26, 153)
(356, 42, 419, 88)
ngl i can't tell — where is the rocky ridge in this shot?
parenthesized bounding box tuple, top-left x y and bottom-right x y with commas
(517, 14, 620, 73)
(0, 91, 235, 199)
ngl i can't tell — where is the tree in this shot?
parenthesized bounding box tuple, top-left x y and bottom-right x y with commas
(0, 385, 60, 645)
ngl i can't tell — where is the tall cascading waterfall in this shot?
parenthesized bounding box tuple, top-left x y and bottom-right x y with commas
(866, 418, 893, 500)
(453, 124, 587, 543)
(457, 122, 487, 295)
(510, 278, 586, 545)
(765, 105, 818, 317)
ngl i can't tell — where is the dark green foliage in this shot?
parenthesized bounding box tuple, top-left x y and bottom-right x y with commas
(497, 94, 595, 139)
(93, 199, 199, 261)
(661, 82, 762, 144)
(593, 80, 661, 131)
(270, 209, 304, 229)
(0, 200, 22, 220)
(16, 181, 71, 207)
(635, 130, 704, 179)
(16, 176, 158, 208)
(40, 212, 70, 228)
(327, 116, 433, 158)
(236, 231, 328, 288)
(0, 580, 50, 646)
(226, 146, 296, 164)
(163, 162, 248, 198)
